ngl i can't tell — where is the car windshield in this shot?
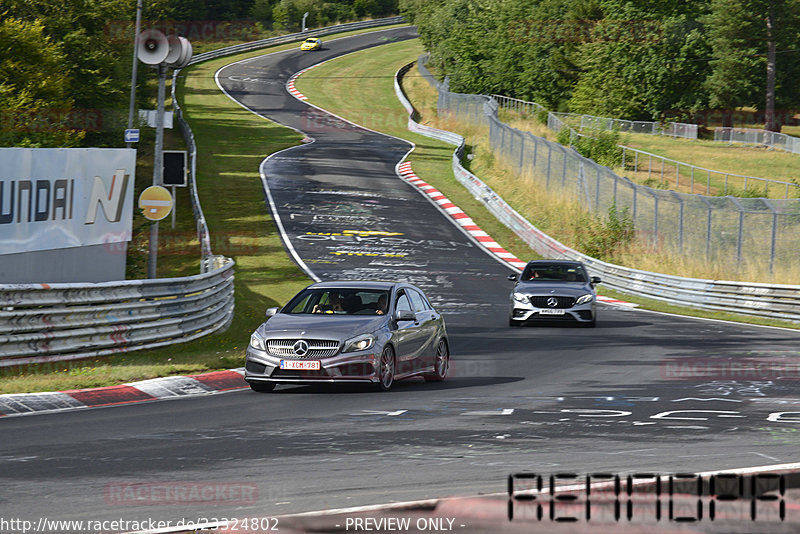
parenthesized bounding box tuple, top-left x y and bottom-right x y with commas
(521, 264, 587, 282)
(283, 288, 390, 315)
(305, 39, 317, 43)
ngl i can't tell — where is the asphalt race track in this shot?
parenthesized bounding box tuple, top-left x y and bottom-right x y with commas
(2, 27, 800, 528)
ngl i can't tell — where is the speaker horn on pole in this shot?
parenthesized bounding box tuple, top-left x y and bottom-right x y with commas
(137, 29, 169, 65)
(167, 37, 193, 69)
(164, 35, 183, 65)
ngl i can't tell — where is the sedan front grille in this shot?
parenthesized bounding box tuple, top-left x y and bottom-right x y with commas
(529, 296, 577, 309)
(266, 339, 340, 358)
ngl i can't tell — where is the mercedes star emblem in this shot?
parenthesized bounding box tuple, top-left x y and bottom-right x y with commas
(293, 339, 309, 357)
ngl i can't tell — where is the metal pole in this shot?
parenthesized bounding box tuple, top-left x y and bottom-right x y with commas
(770, 212, 777, 274)
(148, 63, 167, 279)
(126, 0, 143, 149)
(546, 144, 552, 188)
(171, 185, 176, 229)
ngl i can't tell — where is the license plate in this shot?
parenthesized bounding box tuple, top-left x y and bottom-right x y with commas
(538, 309, 566, 315)
(280, 360, 321, 370)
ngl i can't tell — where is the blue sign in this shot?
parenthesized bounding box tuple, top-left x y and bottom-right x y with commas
(124, 129, 140, 143)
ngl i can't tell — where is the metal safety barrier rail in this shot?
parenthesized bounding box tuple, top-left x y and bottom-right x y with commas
(396, 60, 800, 323)
(188, 17, 405, 66)
(0, 257, 234, 367)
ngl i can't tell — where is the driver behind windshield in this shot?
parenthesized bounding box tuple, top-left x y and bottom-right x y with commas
(313, 293, 344, 314)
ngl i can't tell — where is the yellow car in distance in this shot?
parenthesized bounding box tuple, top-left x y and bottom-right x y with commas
(300, 37, 321, 51)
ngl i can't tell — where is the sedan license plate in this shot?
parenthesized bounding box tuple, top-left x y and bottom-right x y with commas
(280, 360, 321, 370)
(538, 309, 566, 315)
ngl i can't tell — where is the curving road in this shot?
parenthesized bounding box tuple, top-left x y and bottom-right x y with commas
(2, 27, 800, 527)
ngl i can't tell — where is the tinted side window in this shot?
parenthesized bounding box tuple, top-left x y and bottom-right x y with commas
(408, 289, 428, 312)
(396, 292, 412, 314)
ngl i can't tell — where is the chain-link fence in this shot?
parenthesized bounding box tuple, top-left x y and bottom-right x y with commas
(494, 95, 697, 139)
(619, 146, 799, 199)
(714, 127, 800, 155)
(420, 56, 800, 274)
(497, 95, 798, 200)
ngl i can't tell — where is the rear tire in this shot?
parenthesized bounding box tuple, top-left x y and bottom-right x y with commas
(424, 339, 449, 382)
(377, 346, 395, 392)
(248, 381, 275, 393)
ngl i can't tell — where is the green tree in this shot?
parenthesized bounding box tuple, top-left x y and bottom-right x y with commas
(0, 17, 82, 147)
(703, 0, 800, 130)
(3, 0, 134, 146)
(569, 1, 711, 120)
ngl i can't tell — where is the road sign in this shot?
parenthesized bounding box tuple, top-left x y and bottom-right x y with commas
(125, 129, 140, 143)
(139, 185, 173, 221)
(162, 150, 187, 186)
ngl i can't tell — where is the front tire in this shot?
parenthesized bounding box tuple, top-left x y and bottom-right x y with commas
(509, 317, 522, 327)
(424, 339, 449, 382)
(377, 345, 395, 391)
(248, 381, 275, 393)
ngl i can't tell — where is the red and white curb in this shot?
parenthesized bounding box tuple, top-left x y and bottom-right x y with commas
(398, 161, 528, 271)
(0, 369, 248, 418)
(597, 295, 638, 308)
(287, 65, 318, 101)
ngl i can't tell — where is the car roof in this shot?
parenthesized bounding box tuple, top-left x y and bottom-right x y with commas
(525, 260, 585, 267)
(308, 280, 399, 291)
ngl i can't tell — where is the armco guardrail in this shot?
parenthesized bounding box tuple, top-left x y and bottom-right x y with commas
(0, 19, 407, 367)
(187, 17, 405, 66)
(0, 257, 234, 367)
(395, 61, 800, 323)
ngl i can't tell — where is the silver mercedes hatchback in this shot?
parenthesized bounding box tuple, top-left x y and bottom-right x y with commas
(508, 260, 601, 327)
(245, 281, 450, 392)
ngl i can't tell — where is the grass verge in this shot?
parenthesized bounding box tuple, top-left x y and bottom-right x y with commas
(0, 25, 408, 394)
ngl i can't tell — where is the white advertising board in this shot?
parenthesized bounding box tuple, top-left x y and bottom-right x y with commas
(0, 148, 136, 254)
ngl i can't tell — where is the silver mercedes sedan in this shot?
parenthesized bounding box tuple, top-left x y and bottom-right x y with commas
(508, 260, 601, 327)
(245, 281, 450, 392)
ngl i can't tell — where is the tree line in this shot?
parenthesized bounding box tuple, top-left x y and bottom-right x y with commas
(0, 0, 398, 148)
(401, 0, 800, 131)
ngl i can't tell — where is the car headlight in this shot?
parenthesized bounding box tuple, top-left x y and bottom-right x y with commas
(342, 334, 376, 353)
(575, 294, 594, 305)
(250, 332, 266, 351)
(512, 292, 529, 304)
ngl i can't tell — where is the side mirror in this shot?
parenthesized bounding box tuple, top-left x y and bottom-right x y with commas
(591, 276, 601, 285)
(395, 310, 416, 322)
(265, 307, 279, 318)
(507, 274, 519, 282)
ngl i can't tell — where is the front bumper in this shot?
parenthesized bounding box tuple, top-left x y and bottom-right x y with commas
(245, 346, 380, 384)
(510, 301, 596, 323)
